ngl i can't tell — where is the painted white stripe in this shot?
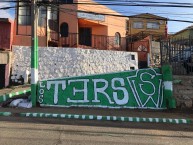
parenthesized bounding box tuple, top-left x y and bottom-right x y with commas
(74, 115, 79, 119)
(163, 118, 166, 122)
(3, 95, 6, 101)
(89, 115, 94, 119)
(60, 114, 66, 118)
(106, 116, 110, 120)
(82, 115, 86, 119)
(39, 113, 44, 117)
(26, 113, 31, 117)
(169, 119, 173, 123)
(182, 119, 187, 124)
(142, 118, 146, 122)
(121, 117, 124, 121)
(163, 81, 173, 91)
(45, 113, 50, 117)
(175, 119, 179, 124)
(128, 117, 133, 122)
(33, 113, 38, 117)
(53, 114, 58, 117)
(97, 116, 102, 120)
(113, 116, 117, 121)
(136, 117, 140, 122)
(31, 68, 38, 84)
(155, 118, 159, 123)
(149, 118, 153, 122)
(68, 115, 72, 118)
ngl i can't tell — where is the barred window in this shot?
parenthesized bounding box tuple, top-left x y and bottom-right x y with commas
(18, 2, 31, 25)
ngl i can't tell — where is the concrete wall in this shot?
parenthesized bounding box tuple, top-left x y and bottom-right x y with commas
(151, 41, 161, 67)
(11, 46, 138, 83)
(173, 75, 193, 109)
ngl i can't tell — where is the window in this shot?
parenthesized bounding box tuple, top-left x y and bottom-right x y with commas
(130, 67, 135, 70)
(60, 22, 69, 37)
(48, 7, 59, 32)
(147, 22, 160, 29)
(131, 55, 135, 60)
(18, 2, 31, 25)
(133, 22, 143, 29)
(115, 32, 121, 46)
(38, 6, 47, 27)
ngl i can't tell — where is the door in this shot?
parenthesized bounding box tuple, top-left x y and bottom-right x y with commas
(0, 64, 5, 89)
(79, 28, 92, 46)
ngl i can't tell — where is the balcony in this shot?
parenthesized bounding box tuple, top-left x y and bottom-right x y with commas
(56, 33, 126, 51)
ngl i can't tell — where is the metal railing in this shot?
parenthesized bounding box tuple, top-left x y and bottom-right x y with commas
(161, 37, 193, 75)
(59, 33, 126, 51)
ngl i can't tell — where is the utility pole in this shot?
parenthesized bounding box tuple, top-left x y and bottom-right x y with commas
(31, 0, 39, 107)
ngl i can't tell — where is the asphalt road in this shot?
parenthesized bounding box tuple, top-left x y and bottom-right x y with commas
(0, 117, 193, 145)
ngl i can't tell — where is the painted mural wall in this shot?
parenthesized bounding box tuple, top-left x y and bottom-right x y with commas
(11, 46, 138, 83)
(38, 67, 175, 109)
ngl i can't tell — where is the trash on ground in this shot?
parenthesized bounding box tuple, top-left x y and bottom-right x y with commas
(9, 98, 32, 108)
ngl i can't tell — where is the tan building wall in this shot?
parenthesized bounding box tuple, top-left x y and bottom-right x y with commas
(128, 14, 167, 37)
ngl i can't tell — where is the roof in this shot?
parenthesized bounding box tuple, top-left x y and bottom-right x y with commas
(129, 13, 167, 20)
(0, 18, 13, 23)
(173, 25, 193, 36)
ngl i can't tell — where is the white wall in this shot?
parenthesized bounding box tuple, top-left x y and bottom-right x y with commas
(11, 46, 138, 83)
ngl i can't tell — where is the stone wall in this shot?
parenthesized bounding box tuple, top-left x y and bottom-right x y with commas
(150, 41, 161, 67)
(11, 46, 138, 83)
(173, 75, 193, 109)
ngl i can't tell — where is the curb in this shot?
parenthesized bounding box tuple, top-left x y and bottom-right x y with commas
(0, 89, 31, 103)
(20, 112, 191, 124)
(0, 112, 12, 117)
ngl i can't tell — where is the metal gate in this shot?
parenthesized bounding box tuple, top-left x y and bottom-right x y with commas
(161, 38, 193, 75)
(0, 64, 6, 89)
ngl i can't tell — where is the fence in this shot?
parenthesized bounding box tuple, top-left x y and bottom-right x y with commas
(60, 33, 126, 51)
(161, 38, 193, 75)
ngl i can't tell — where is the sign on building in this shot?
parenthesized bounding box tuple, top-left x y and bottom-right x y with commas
(77, 12, 105, 21)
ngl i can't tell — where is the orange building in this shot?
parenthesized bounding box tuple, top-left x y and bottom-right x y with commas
(0, 18, 14, 88)
(13, 0, 128, 50)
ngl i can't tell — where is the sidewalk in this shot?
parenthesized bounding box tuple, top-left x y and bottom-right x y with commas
(0, 85, 30, 96)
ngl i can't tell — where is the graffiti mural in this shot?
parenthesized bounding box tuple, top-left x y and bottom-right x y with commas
(38, 68, 168, 109)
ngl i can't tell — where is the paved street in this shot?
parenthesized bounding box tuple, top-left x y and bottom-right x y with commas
(0, 116, 193, 145)
(1, 87, 193, 145)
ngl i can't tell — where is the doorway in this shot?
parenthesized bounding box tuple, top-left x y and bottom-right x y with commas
(0, 64, 5, 89)
(79, 28, 92, 46)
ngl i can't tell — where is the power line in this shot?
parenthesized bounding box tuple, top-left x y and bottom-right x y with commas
(2, 0, 193, 23)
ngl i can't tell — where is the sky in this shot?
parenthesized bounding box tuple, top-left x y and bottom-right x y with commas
(102, 0, 193, 34)
(0, 0, 193, 33)
(0, 1, 14, 20)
